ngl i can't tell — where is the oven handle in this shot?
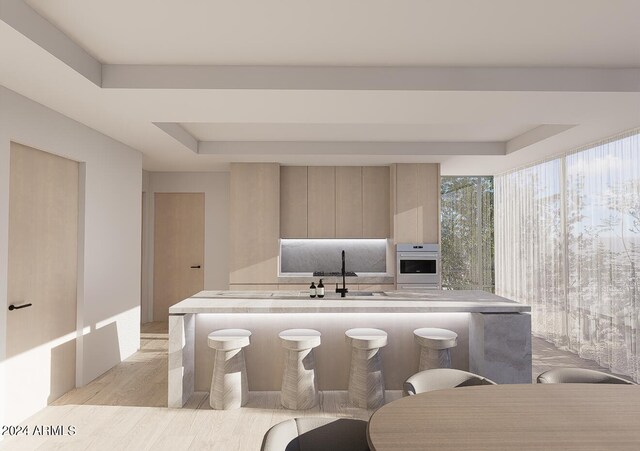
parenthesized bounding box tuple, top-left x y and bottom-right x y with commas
(398, 285, 440, 290)
(398, 252, 439, 258)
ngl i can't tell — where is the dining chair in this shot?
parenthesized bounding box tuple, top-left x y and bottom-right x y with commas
(536, 367, 636, 385)
(260, 417, 370, 451)
(403, 368, 496, 396)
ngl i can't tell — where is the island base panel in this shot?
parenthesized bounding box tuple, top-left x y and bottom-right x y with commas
(469, 312, 532, 384)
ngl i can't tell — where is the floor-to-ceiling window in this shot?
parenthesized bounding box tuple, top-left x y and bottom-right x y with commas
(495, 129, 640, 382)
(441, 176, 494, 291)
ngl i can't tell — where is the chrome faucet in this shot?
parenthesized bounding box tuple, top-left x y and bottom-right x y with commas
(335, 250, 349, 297)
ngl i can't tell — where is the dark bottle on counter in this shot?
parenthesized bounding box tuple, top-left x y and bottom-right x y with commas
(317, 279, 325, 298)
(309, 281, 317, 298)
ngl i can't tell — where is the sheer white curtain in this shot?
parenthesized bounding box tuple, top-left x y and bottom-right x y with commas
(495, 130, 640, 382)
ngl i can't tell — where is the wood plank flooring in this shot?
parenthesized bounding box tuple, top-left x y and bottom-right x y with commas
(0, 322, 632, 450)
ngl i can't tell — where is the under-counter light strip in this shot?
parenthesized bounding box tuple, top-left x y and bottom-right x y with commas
(281, 238, 388, 245)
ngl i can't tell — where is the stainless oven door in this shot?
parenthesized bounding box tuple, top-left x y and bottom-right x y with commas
(396, 252, 440, 284)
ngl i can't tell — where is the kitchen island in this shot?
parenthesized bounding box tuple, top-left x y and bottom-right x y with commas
(168, 290, 531, 408)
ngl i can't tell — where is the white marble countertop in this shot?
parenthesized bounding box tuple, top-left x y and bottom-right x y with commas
(169, 290, 531, 314)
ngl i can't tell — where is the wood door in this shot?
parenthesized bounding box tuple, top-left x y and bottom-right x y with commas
(153, 193, 204, 321)
(6, 142, 79, 423)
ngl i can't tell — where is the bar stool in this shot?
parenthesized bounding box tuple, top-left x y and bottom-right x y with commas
(279, 329, 321, 410)
(208, 329, 251, 410)
(345, 328, 388, 409)
(413, 328, 457, 371)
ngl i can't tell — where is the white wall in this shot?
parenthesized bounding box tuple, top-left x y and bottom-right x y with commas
(144, 172, 229, 322)
(0, 86, 142, 425)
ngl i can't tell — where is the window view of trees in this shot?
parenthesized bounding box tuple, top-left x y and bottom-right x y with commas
(441, 176, 494, 291)
(495, 130, 640, 383)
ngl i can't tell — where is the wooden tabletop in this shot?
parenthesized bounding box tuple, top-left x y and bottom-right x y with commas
(367, 384, 640, 451)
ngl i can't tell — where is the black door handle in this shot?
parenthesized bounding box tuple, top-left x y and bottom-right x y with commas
(190, 265, 201, 269)
(9, 303, 32, 311)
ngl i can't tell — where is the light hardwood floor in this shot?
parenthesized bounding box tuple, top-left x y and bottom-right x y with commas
(1, 323, 632, 450)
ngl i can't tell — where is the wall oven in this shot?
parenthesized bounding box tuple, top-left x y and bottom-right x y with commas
(396, 244, 441, 290)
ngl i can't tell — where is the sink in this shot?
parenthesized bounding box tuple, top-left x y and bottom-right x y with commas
(320, 291, 387, 299)
(274, 291, 387, 300)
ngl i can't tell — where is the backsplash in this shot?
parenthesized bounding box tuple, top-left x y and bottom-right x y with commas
(280, 239, 387, 274)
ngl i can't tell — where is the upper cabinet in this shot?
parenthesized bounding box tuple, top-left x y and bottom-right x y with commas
(281, 165, 391, 239)
(336, 166, 363, 238)
(391, 163, 440, 244)
(230, 163, 280, 284)
(363, 166, 390, 238)
(307, 166, 336, 238)
(280, 166, 308, 238)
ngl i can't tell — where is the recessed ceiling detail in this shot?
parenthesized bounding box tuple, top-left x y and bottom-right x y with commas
(153, 123, 577, 157)
(179, 123, 537, 143)
(1, 0, 639, 173)
(24, 0, 640, 68)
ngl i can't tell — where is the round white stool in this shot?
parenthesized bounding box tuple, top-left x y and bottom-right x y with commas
(279, 329, 321, 410)
(413, 328, 457, 371)
(345, 328, 388, 409)
(208, 329, 251, 410)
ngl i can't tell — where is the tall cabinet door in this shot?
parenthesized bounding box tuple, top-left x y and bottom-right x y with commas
(392, 163, 440, 244)
(336, 166, 363, 238)
(307, 166, 336, 238)
(394, 164, 419, 243)
(363, 166, 390, 238)
(280, 166, 308, 238)
(153, 193, 205, 321)
(7, 142, 78, 423)
(417, 164, 440, 243)
(229, 163, 280, 284)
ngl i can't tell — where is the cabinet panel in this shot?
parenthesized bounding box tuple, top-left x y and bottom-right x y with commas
(392, 163, 440, 245)
(336, 166, 363, 238)
(229, 163, 280, 284)
(363, 166, 390, 238)
(280, 166, 308, 238)
(417, 164, 440, 244)
(307, 166, 336, 238)
(394, 164, 419, 244)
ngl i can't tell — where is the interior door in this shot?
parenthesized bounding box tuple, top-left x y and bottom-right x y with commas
(153, 193, 204, 321)
(6, 142, 79, 424)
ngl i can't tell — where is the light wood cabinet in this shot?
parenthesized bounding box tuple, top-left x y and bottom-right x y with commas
(363, 166, 390, 238)
(394, 164, 419, 243)
(307, 166, 336, 238)
(392, 163, 440, 244)
(417, 164, 440, 244)
(335, 166, 363, 238)
(281, 165, 392, 239)
(280, 166, 308, 238)
(229, 163, 280, 284)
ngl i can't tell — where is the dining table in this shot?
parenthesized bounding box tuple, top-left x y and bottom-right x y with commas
(367, 383, 640, 450)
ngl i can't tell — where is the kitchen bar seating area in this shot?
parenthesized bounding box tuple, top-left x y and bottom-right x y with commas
(1, 1, 640, 450)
